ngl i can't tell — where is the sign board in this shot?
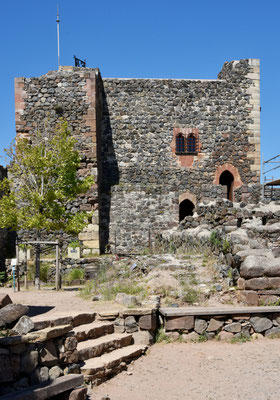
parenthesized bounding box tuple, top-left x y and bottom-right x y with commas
(11, 258, 17, 266)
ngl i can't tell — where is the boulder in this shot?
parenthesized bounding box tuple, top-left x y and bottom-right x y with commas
(31, 366, 49, 384)
(0, 293, 12, 309)
(125, 316, 138, 333)
(250, 317, 273, 333)
(264, 326, 280, 338)
(228, 229, 249, 246)
(12, 315, 34, 335)
(194, 318, 207, 334)
(240, 255, 266, 279)
(224, 322, 241, 333)
(183, 331, 199, 342)
(132, 331, 153, 345)
(0, 304, 29, 327)
(115, 293, 141, 307)
(217, 331, 234, 341)
(49, 365, 63, 380)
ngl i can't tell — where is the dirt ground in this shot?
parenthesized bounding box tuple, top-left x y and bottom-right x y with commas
(90, 340, 280, 400)
(0, 287, 122, 321)
(2, 288, 280, 400)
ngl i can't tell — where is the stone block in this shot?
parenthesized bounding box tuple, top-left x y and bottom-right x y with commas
(237, 290, 258, 306)
(13, 315, 34, 335)
(194, 318, 207, 334)
(0, 293, 12, 309)
(250, 316, 273, 333)
(49, 365, 63, 380)
(139, 314, 157, 330)
(40, 340, 58, 367)
(83, 240, 99, 249)
(244, 278, 269, 290)
(132, 331, 153, 345)
(206, 318, 224, 332)
(224, 322, 241, 333)
(165, 316, 194, 331)
(23, 324, 72, 343)
(182, 331, 199, 342)
(217, 331, 234, 341)
(64, 337, 78, 351)
(69, 387, 87, 400)
(72, 313, 95, 327)
(0, 304, 29, 328)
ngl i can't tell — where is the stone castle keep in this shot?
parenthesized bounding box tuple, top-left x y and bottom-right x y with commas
(14, 58, 261, 254)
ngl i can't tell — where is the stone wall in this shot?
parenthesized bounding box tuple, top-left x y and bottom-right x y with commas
(14, 67, 101, 255)
(15, 59, 261, 254)
(100, 59, 261, 252)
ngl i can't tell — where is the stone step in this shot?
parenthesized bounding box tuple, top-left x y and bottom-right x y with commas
(31, 312, 96, 331)
(0, 374, 84, 400)
(71, 320, 114, 342)
(77, 333, 133, 361)
(81, 344, 147, 385)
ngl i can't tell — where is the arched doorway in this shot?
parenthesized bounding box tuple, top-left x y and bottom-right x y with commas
(179, 199, 195, 221)
(219, 170, 234, 201)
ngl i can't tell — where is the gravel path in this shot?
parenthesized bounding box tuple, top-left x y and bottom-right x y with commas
(90, 340, 280, 400)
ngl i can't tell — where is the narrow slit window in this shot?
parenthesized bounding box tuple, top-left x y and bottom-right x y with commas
(176, 134, 185, 153)
(187, 134, 196, 153)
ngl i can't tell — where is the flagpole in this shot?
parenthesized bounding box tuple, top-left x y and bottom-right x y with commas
(57, 5, 60, 69)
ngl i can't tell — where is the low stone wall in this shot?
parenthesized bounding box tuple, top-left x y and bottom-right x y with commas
(0, 307, 156, 395)
(0, 324, 81, 396)
(160, 308, 280, 341)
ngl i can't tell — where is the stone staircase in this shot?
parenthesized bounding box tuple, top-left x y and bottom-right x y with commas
(71, 319, 147, 385)
(30, 313, 148, 387)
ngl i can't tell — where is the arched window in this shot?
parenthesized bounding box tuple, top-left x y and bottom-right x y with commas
(186, 134, 197, 154)
(176, 134, 185, 153)
(219, 170, 234, 201)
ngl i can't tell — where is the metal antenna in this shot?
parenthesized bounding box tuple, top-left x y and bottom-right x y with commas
(57, 5, 60, 69)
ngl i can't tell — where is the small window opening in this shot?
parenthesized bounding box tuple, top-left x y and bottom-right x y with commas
(176, 134, 185, 153)
(237, 217, 242, 228)
(262, 216, 267, 226)
(219, 170, 234, 201)
(186, 134, 197, 153)
(179, 199, 195, 221)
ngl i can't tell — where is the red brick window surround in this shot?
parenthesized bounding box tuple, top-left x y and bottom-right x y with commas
(175, 131, 198, 155)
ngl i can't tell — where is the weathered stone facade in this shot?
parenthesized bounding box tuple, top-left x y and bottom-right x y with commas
(15, 59, 261, 253)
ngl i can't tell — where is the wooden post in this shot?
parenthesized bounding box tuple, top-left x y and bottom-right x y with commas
(24, 246, 28, 290)
(35, 243, 40, 290)
(55, 243, 59, 291)
(15, 241, 20, 292)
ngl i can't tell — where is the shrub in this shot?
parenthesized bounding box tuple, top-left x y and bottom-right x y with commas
(79, 280, 94, 300)
(65, 268, 84, 284)
(181, 285, 200, 304)
(100, 282, 144, 301)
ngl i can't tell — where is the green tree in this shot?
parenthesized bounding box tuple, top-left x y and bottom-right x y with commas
(0, 121, 93, 289)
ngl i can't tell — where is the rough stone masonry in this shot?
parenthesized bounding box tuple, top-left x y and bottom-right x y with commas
(14, 59, 261, 254)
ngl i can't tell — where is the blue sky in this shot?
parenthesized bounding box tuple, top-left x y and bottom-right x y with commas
(1, 1, 280, 180)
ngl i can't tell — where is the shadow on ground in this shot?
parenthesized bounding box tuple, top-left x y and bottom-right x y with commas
(27, 305, 54, 317)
